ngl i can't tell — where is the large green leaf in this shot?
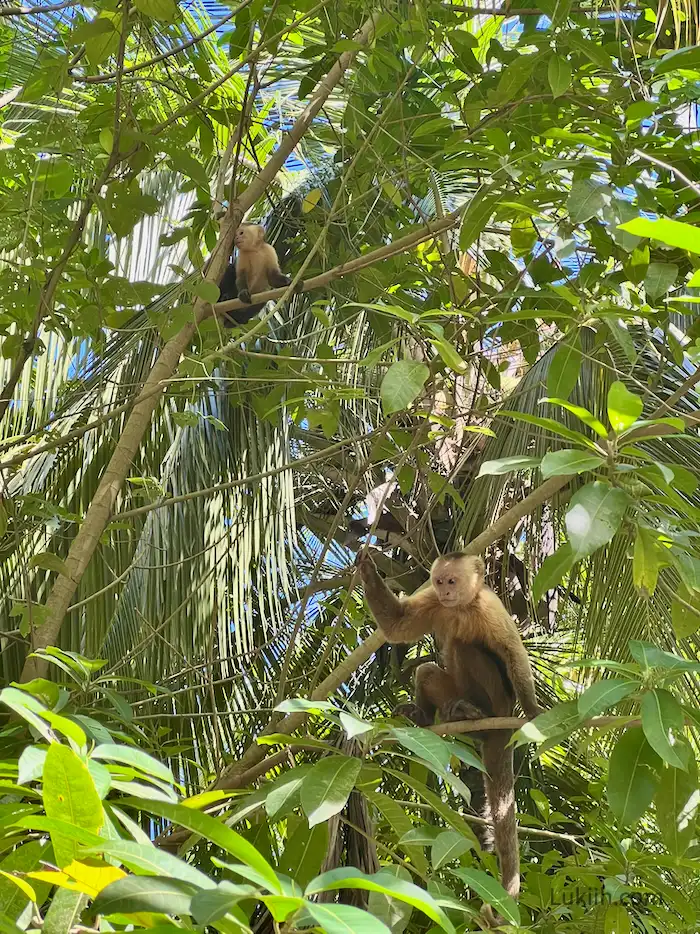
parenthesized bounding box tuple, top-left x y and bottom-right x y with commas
(655, 757, 699, 858)
(565, 482, 630, 561)
(629, 641, 700, 673)
(306, 868, 454, 933)
(390, 727, 452, 772)
(43, 744, 103, 868)
(577, 679, 638, 720)
(640, 689, 686, 769)
(451, 868, 520, 926)
(617, 217, 700, 254)
(568, 179, 607, 223)
(125, 798, 279, 890)
(304, 902, 392, 934)
(91, 876, 198, 916)
(540, 449, 605, 479)
(607, 382, 643, 433)
(477, 455, 542, 477)
(547, 335, 581, 399)
(380, 361, 429, 414)
(299, 756, 362, 828)
(607, 728, 661, 826)
(532, 543, 574, 603)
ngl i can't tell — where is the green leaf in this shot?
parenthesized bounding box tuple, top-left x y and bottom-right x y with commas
(450, 868, 520, 926)
(190, 881, 260, 924)
(265, 765, 313, 818)
(339, 711, 374, 738)
(539, 397, 608, 437)
(278, 822, 328, 890)
(607, 728, 661, 826)
(380, 361, 429, 415)
(547, 55, 571, 98)
(641, 689, 686, 769)
(577, 679, 638, 720)
(459, 188, 501, 250)
(644, 262, 678, 300)
(540, 449, 605, 479)
(0, 841, 53, 923)
(655, 45, 700, 75)
(629, 641, 700, 673)
(18, 746, 47, 785)
(274, 698, 337, 714)
(565, 482, 630, 561)
(617, 217, 700, 254)
(532, 542, 574, 603)
(476, 455, 542, 478)
(28, 551, 70, 576)
(431, 830, 471, 870)
(133, 0, 177, 19)
(92, 876, 197, 916)
(568, 179, 608, 224)
(194, 280, 221, 304)
(304, 902, 391, 934)
(300, 756, 362, 828)
(513, 701, 582, 748)
(43, 888, 86, 934)
(604, 904, 631, 934)
(547, 335, 582, 399)
(607, 381, 643, 433)
(633, 527, 662, 597)
(43, 744, 103, 868)
(390, 727, 451, 772)
(306, 868, 454, 933)
(125, 798, 279, 890)
(655, 756, 699, 858)
(500, 410, 599, 449)
(82, 840, 213, 889)
(672, 590, 700, 639)
(92, 743, 174, 785)
(492, 54, 538, 105)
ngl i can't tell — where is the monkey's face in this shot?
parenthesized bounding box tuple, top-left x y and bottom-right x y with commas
(431, 557, 481, 607)
(234, 225, 264, 251)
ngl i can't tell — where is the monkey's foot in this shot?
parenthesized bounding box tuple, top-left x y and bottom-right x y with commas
(440, 699, 485, 723)
(238, 289, 252, 304)
(392, 703, 433, 728)
(294, 279, 305, 294)
(480, 905, 506, 929)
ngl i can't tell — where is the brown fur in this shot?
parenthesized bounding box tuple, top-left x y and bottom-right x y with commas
(356, 550, 540, 920)
(234, 224, 302, 303)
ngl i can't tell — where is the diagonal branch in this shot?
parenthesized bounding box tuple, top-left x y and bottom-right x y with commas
(18, 13, 378, 684)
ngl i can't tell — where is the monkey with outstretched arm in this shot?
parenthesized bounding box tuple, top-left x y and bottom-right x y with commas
(356, 549, 540, 924)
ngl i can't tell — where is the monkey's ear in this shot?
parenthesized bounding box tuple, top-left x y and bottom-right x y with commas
(471, 556, 486, 578)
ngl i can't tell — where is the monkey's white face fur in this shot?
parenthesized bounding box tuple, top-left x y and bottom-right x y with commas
(431, 556, 482, 607)
(235, 224, 265, 251)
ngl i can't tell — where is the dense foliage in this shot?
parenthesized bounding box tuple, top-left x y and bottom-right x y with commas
(2, 0, 700, 930)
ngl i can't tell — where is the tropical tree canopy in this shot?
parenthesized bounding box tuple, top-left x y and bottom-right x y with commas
(2, 0, 700, 930)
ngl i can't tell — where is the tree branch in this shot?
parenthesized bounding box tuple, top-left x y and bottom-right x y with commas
(17, 11, 379, 684)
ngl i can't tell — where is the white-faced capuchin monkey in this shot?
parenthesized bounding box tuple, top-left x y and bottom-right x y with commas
(218, 224, 303, 327)
(356, 549, 540, 926)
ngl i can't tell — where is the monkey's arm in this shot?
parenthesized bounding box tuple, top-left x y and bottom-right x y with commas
(356, 551, 430, 643)
(483, 591, 540, 718)
(267, 264, 304, 294)
(235, 266, 252, 304)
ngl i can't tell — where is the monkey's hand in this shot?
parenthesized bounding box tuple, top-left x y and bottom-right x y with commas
(355, 548, 378, 583)
(238, 288, 252, 304)
(440, 699, 485, 723)
(392, 702, 433, 728)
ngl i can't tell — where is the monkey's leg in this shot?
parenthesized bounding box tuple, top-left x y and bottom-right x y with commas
(393, 663, 458, 727)
(236, 269, 252, 304)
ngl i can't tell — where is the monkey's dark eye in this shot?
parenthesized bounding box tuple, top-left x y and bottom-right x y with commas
(448, 578, 455, 585)
(436, 579, 442, 585)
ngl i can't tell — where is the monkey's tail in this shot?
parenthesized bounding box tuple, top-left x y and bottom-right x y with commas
(482, 732, 519, 899)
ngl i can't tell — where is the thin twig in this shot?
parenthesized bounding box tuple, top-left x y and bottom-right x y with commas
(633, 148, 700, 200)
